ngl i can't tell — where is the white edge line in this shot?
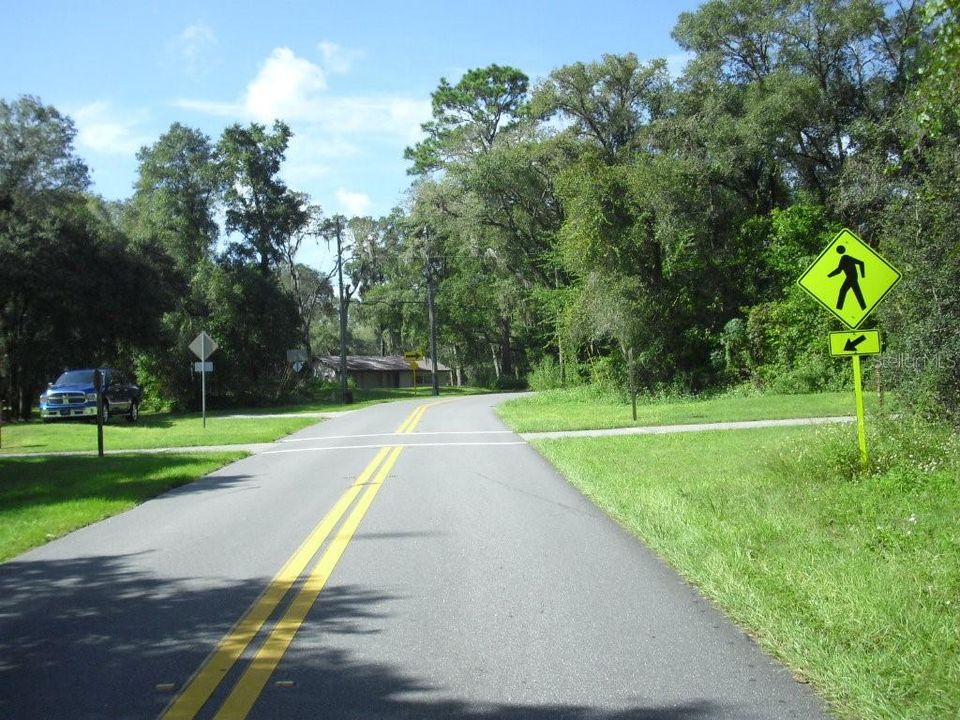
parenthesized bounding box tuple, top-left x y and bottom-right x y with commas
(280, 430, 514, 443)
(263, 441, 528, 455)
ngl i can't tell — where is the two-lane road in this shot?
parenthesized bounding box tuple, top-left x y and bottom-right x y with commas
(0, 394, 831, 719)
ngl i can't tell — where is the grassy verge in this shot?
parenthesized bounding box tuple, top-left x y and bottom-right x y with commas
(0, 452, 245, 561)
(532, 420, 959, 719)
(498, 386, 892, 432)
(0, 413, 320, 455)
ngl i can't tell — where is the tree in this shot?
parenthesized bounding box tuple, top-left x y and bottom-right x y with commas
(917, 0, 960, 134)
(120, 124, 224, 409)
(671, 0, 922, 206)
(1, 194, 170, 418)
(405, 65, 567, 381)
(275, 203, 334, 359)
(202, 260, 301, 405)
(127, 123, 221, 274)
(404, 65, 529, 175)
(0, 95, 88, 213)
(219, 121, 309, 276)
(531, 53, 669, 161)
(1, 96, 91, 417)
(348, 209, 413, 355)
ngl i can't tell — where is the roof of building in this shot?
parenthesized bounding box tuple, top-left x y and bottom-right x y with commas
(316, 355, 451, 372)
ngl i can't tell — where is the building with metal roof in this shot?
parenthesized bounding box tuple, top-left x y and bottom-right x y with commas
(315, 355, 453, 389)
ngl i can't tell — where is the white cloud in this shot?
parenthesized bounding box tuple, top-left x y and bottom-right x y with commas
(244, 47, 327, 123)
(174, 98, 241, 117)
(318, 41, 363, 75)
(177, 23, 218, 76)
(173, 46, 432, 216)
(288, 129, 357, 162)
(294, 96, 430, 141)
(336, 189, 372, 216)
(177, 47, 430, 140)
(73, 102, 150, 155)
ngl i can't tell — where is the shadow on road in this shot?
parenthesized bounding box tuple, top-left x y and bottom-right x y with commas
(0, 553, 729, 719)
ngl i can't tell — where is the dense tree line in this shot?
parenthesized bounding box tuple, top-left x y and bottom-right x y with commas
(0, 103, 335, 417)
(391, 0, 958, 420)
(2, 0, 957, 422)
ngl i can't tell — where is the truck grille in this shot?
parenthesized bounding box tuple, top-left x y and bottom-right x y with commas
(47, 392, 87, 405)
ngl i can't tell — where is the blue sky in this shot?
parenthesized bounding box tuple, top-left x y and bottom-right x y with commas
(2, 0, 701, 259)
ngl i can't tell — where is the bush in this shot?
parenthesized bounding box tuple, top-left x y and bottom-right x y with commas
(494, 375, 528, 391)
(465, 365, 496, 388)
(133, 352, 175, 414)
(587, 355, 627, 395)
(527, 356, 584, 391)
(775, 412, 960, 483)
(743, 286, 848, 393)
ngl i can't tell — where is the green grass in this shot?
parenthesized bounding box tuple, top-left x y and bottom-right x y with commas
(498, 386, 893, 432)
(0, 452, 245, 561)
(532, 420, 960, 719)
(0, 413, 320, 455)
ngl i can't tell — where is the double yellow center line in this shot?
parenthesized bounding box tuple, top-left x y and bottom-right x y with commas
(161, 401, 436, 719)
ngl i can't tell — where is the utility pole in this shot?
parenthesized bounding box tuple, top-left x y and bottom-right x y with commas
(424, 228, 440, 396)
(335, 215, 349, 403)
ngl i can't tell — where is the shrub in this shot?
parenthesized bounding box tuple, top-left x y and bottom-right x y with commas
(527, 356, 585, 391)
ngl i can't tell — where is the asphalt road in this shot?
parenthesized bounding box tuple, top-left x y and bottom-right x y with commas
(0, 394, 832, 719)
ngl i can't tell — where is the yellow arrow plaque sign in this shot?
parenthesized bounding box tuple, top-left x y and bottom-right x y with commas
(797, 229, 901, 328)
(829, 330, 881, 357)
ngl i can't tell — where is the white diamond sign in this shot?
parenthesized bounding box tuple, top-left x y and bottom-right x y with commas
(189, 331, 218, 360)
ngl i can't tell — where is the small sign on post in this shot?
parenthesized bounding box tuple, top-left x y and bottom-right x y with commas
(286, 349, 307, 364)
(190, 332, 218, 428)
(829, 330, 881, 357)
(286, 349, 307, 374)
(404, 352, 423, 390)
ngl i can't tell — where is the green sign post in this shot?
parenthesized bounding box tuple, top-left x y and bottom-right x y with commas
(798, 229, 901, 469)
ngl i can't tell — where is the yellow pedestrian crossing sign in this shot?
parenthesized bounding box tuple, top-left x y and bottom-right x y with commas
(797, 229, 901, 328)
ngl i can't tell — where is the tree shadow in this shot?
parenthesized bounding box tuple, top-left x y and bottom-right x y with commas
(0, 455, 253, 512)
(0, 554, 737, 720)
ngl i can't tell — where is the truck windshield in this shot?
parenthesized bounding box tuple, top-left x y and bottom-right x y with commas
(54, 370, 95, 386)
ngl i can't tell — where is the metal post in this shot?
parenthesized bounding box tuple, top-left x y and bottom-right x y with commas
(628, 347, 637, 422)
(852, 354, 868, 471)
(336, 216, 349, 403)
(94, 369, 104, 457)
(426, 256, 440, 397)
(201, 334, 207, 429)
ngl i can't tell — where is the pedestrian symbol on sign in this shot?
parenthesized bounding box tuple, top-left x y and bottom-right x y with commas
(827, 245, 866, 311)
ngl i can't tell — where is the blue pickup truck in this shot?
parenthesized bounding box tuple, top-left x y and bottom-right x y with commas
(39, 368, 142, 423)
